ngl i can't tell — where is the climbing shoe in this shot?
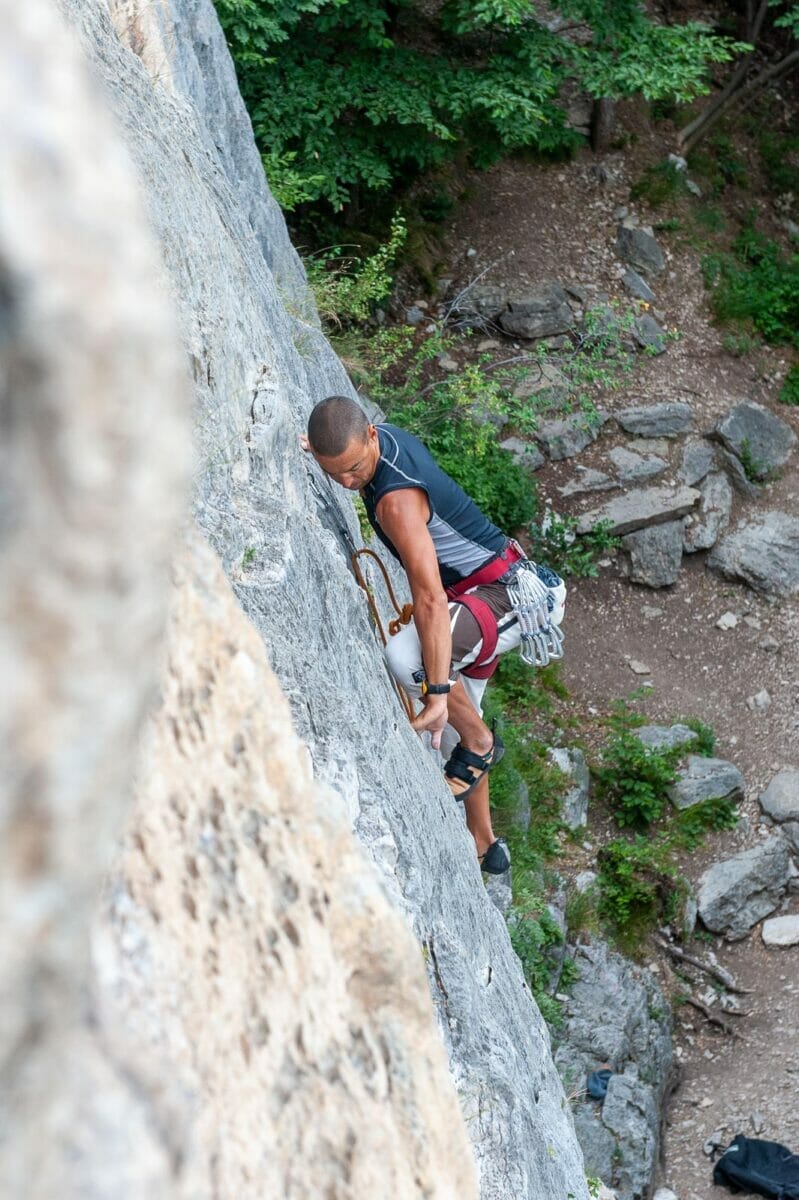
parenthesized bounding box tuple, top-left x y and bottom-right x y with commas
(444, 733, 505, 802)
(479, 838, 511, 875)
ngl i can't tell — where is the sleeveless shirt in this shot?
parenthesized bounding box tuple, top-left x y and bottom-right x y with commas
(361, 423, 507, 588)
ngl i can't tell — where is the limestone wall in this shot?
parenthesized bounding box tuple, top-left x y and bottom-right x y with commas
(1, 0, 591, 1195)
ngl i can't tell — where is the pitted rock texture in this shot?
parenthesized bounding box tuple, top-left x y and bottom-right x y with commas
(708, 512, 799, 597)
(554, 940, 673, 1200)
(96, 535, 478, 1200)
(37, 1, 591, 1197)
(0, 3, 190, 1194)
(697, 836, 792, 939)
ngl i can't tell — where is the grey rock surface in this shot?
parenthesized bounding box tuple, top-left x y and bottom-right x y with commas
(697, 836, 792, 939)
(714, 401, 797, 480)
(559, 469, 618, 497)
(460, 283, 508, 321)
(622, 520, 684, 587)
(708, 512, 799, 597)
(0, 4, 192, 1194)
(578, 486, 699, 536)
(679, 439, 717, 486)
(634, 313, 667, 354)
(615, 225, 665, 277)
(666, 755, 745, 810)
(720, 447, 762, 498)
(616, 402, 693, 437)
(536, 413, 606, 460)
(762, 915, 799, 947)
(608, 446, 667, 484)
(499, 435, 545, 471)
(682, 471, 732, 553)
(634, 724, 699, 753)
(498, 283, 573, 339)
(759, 769, 799, 823)
(547, 747, 590, 828)
(622, 268, 656, 302)
(45, 2, 591, 1197)
(554, 940, 673, 1200)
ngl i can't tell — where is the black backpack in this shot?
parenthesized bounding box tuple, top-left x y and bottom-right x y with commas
(713, 1134, 799, 1198)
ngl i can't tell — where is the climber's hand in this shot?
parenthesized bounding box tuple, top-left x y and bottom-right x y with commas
(411, 694, 448, 751)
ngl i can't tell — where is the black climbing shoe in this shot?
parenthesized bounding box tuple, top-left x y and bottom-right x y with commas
(479, 838, 511, 875)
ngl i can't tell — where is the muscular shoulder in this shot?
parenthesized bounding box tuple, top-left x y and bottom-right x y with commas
(375, 486, 430, 533)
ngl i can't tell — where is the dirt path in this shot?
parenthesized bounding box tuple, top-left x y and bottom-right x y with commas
(440, 109, 799, 1200)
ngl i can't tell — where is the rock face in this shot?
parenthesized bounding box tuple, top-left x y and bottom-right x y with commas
(708, 512, 799, 597)
(101, 534, 478, 1199)
(679, 439, 716, 487)
(2, 1, 592, 1197)
(577, 485, 700, 536)
(615, 402, 693, 438)
(760, 769, 799, 823)
(697, 836, 792, 939)
(666, 756, 744, 811)
(536, 412, 606, 460)
(0, 4, 190, 1194)
(548, 747, 590, 828)
(615, 226, 665, 277)
(714, 401, 797, 480)
(498, 283, 573, 339)
(682, 471, 732, 553)
(622, 520, 684, 588)
(608, 446, 667, 484)
(554, 940, 673, 1200)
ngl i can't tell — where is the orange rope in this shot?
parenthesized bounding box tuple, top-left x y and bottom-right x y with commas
(351, 548, 416, 722)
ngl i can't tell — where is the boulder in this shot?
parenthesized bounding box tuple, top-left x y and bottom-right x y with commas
(608, 446, 667, 484)
(634, 313, 667, 354)
(714, 401, 797, 480)
(554, 939, 672, 1200)
(707, 512, 799, 598)
(615, 402, 693, 438)
(634, 724, 698, 753)
(622, 268, 656, 302)
(759, 768, 799, 823)
(682, 471, 732, 553)
(512, 362, 569, 403)
(498, 283, 573, 340)
(622, 521, 684, 588)
(536, 412, 607, 460)
(459, 283, 507, 322)
(559, 469, 618, 497)
(666, 756, 744, 810)
(762, 915, 799, 948)
(578, 486, 700, 537)
(697, 836, 792, 939)
(679, 439, 716, 487)
(615, 226, 665, 277)
(548, 747, 590, 828)
(499, 436, 545, 471)
(720, 447, 761, 498)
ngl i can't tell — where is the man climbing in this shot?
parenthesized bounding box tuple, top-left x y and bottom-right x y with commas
(304, 395, 565, 874)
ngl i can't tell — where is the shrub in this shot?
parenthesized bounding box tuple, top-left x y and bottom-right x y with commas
(780, 364, 799, 406)
(704, 220, 799, 349)
(526, 513, 619, 579)
(594, 733, 677, 827)
(597, 835, 685, 951)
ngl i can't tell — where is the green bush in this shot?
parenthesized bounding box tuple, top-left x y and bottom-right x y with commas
(508, 890, 567, 1025)
(526, 513, 619, 579)
(597, 835, 685, 950)
(305, 214, 407, 324)
(780, 364, 799, 406)
(704, 221, 799, 349)
(594, 732, 677, 827)
(216, 0, 740, 213)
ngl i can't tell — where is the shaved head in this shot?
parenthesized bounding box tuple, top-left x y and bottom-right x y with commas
(308, 395, 369, 457)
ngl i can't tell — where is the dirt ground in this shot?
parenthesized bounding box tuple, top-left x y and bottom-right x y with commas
(436, 101, 799, 1200)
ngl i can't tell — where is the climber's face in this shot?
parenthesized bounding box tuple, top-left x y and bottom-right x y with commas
(313, 425, 380, 490)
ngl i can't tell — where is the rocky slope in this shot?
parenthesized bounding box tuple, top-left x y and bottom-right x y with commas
(1, 0, 591, 1196)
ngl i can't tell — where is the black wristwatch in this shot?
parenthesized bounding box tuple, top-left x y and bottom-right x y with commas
(422, 681, 451, 695)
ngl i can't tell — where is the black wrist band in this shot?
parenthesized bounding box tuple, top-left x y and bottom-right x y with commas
(422, 681, 451, 695)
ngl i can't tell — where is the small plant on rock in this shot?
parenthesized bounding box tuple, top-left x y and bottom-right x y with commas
(597, 835, 685, 952)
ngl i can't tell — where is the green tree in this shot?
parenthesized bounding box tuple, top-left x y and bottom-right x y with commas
(215, 0, 739, 211)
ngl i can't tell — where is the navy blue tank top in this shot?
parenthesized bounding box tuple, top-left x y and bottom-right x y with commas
(361, 424, 507, 588)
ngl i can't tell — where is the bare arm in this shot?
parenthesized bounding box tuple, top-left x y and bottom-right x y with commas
(375, 487, 451, 747)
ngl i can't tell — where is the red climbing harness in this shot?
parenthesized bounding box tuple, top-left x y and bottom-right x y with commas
(445, 540, 524, 679)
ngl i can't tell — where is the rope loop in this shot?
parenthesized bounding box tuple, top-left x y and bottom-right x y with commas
(351, 548, 415, 722)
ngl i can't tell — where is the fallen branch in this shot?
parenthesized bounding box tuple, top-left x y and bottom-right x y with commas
(684, 996, 744, 1038)
(658, 939, 753, 995)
